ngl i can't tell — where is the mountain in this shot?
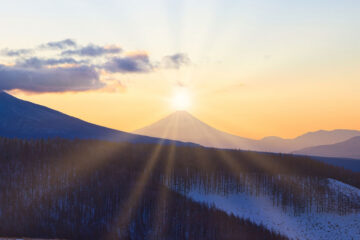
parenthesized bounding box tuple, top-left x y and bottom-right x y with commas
(134, 111, 260, 150)
(294, 136, 360, 159)
(0, 91, 179, 144)
(2, 92, 359, 156)
(257, 129, 360, 153)
(134, 111, 360, 153)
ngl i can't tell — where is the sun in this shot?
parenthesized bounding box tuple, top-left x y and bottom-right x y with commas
(172, 88, 191, 111)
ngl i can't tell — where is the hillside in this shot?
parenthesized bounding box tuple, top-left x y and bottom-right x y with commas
(0, 91, 174, 145)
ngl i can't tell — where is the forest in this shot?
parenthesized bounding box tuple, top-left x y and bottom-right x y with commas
(0, 137, 359, 239)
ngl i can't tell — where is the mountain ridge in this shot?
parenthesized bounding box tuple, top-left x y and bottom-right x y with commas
(1, 91, 360, 157)
(294, 136, 360, 159)
(134, 111, 360, 153)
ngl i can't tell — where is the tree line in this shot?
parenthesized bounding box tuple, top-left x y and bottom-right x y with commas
(0, 137, 359, 239)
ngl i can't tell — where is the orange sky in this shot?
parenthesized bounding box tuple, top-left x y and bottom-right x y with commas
(11, 67, 360, 140)
(2, 0, 360, 139)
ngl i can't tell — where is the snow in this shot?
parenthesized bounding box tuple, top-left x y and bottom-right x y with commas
(183, 178, 360, 240)
(327, 178, 360, 198)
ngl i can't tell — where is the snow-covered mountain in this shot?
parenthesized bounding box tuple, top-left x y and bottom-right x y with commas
(294, 136, 360, 159)
(134, 111, 360, 153)
(0, 91, 179, 145)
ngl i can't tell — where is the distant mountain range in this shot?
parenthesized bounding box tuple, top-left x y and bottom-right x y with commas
(294, 136, 360, 159)
(134, 111, 360, 158)
(1, 91, 359, 159)
(0, 91, 185, 145)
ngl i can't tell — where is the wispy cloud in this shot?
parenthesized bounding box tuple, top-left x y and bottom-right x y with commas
(62, 44, 122, 57)
(103, 53, 153, 73)
(161, 53, 190, 69)
(40, 39, 77, 49)
(1, 48, 33, 57)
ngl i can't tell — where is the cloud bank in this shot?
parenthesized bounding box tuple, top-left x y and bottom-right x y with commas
(0, 65, 103, 93)
(0, 39, 191, 93)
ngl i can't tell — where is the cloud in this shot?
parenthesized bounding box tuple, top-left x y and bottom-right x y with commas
(0, 65, 103, 93)
(41, 39, 77, 49)
(0, 39, 192, 94)
(16, 57, 87, 68)
(62, 44, 122, 57)
(103, 53, 153, 73)
(1, 48, 33, 57)
(161, 53, 190, 69)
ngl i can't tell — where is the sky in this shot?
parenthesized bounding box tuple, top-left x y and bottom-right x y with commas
(0, 0, 359, 139)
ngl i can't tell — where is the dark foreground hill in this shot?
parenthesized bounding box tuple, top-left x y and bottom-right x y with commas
(0, 137, 360, 239)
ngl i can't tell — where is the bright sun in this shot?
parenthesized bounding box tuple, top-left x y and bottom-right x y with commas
(172, 88, 191, 111)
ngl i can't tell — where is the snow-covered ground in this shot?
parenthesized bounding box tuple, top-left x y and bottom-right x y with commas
(184, 178, 360, 240)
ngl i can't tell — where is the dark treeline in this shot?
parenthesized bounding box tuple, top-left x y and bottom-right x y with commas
(0, 137, 359, 239)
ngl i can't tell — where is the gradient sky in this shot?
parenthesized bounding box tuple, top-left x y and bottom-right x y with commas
(1, 0, 359, 139)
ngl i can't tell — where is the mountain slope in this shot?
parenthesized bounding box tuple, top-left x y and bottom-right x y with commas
(294, 136, 360, 159)
(184, 178, 360, 240)
(134, 111, 360, 153)
(0, 91, 173, 144)
(134, 111, 260, 150)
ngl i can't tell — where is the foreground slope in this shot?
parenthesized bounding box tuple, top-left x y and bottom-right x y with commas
(0, 91, 170, 144)
(185, 178, 360, 240)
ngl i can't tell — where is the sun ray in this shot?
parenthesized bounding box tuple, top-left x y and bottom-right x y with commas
(14, 139, 127, 209)
(105, 119, 175, 238)
(181, 114, 301, 235)
(150, 115, 179, 238)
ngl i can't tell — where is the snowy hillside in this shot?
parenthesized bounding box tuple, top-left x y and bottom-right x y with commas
(183, 178, 360, 240)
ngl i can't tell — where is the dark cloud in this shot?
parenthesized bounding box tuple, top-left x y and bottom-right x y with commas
(16, 57, 87, 69)
(62, 44, 122, 57)
(41, 39, 77, 49)
(103, 54, 153, 73)
(0, 65, 103, 93)
(1, 48, 32, 57)
(161, 53, 190, 69)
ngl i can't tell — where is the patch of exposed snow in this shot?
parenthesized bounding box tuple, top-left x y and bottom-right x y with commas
(327, 178, 360, 198)
(184, 178, 360, 240)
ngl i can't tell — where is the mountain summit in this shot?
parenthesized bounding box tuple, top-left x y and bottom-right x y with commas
(134, 111, 360, 154)
(134, 111, 259, 150)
